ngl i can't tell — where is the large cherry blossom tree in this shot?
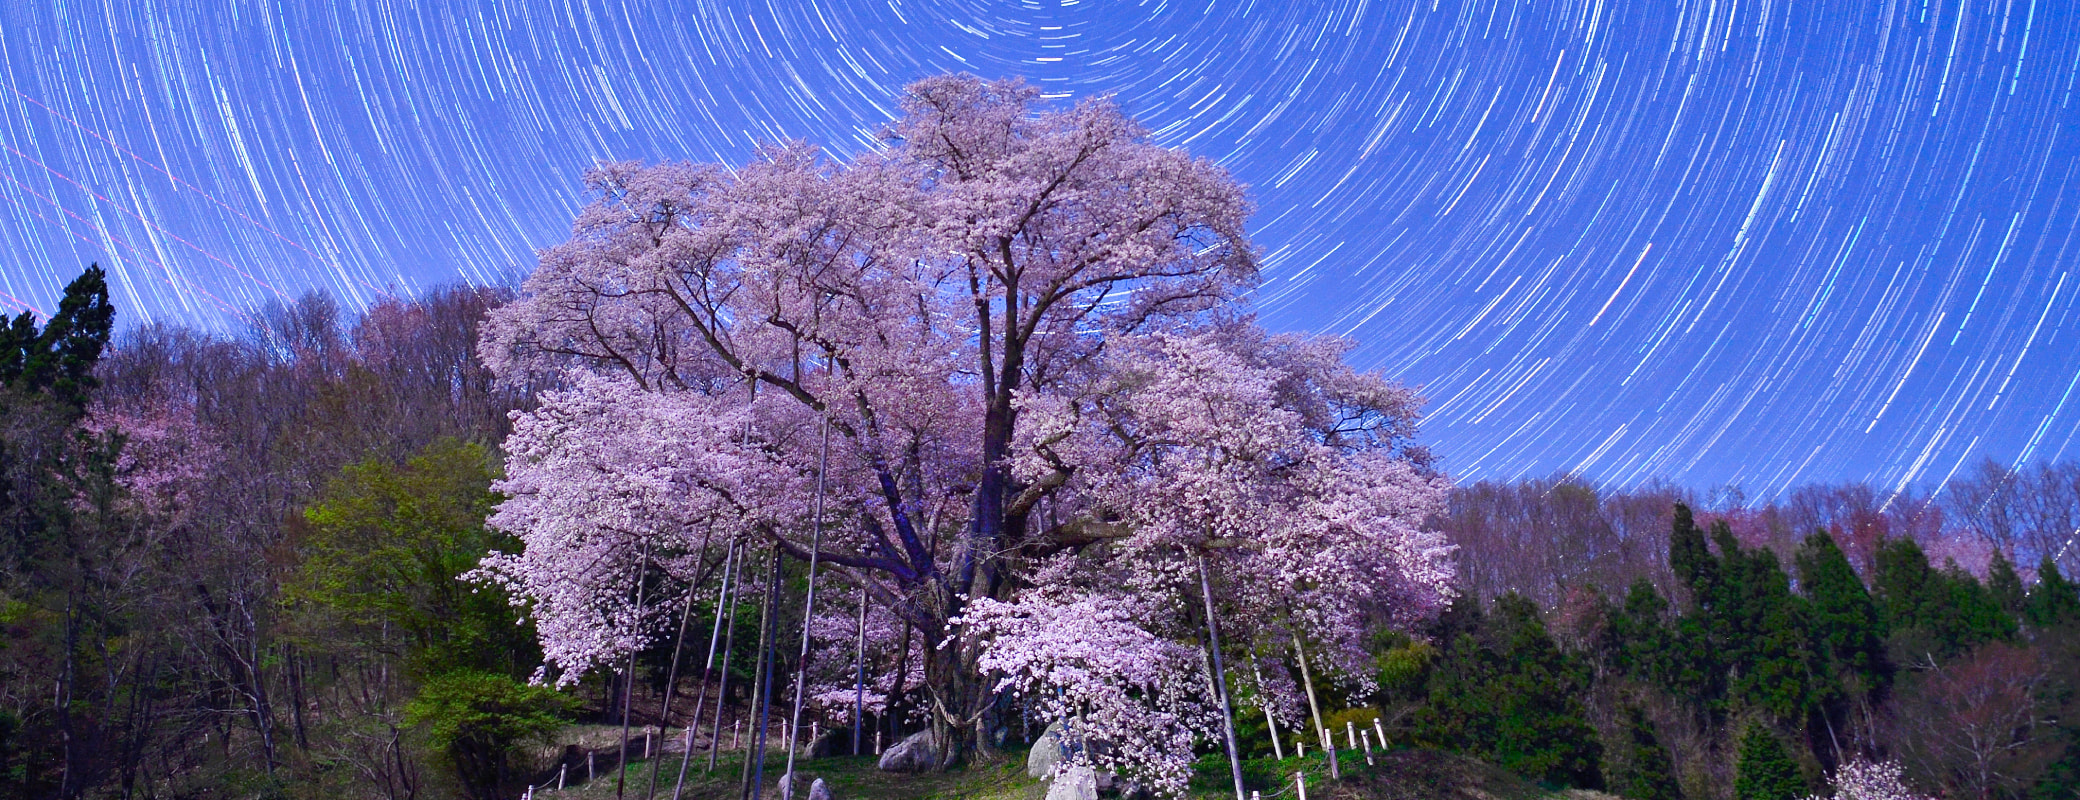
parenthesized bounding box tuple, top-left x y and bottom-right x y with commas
(476, 74, 1454, 794)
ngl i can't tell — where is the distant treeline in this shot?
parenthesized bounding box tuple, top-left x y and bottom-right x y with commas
(4, 274, 2079, 799)
(1363, 479, 2080, 799)
(1443, 469, 2080, 609)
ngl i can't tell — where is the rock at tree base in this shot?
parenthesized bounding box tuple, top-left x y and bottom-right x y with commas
(808, 727, 852, 759)
(1028, 721, 1066, 778)
(808, 777, 832, 800)
(876, 729, 946, 773)
(1045, 765, 1099, 800)
(776, 771, 794, 800)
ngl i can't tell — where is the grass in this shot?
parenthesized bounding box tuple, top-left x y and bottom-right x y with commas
(521, 727, 1620, 800)
(524, 745, 1033, 800)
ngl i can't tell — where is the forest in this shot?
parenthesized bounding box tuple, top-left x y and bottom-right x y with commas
(4, 274, 2078, 800)
(3, 74, 2079, 800)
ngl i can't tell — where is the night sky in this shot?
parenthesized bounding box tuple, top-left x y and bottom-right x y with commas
(2, 0, 2076, 496)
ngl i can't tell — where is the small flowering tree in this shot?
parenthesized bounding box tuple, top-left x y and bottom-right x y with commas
(476, 73, 1454, 794)
(1806, 760, 1932, 800)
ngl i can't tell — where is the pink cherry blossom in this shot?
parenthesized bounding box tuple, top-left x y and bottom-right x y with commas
(475, 74, 1454, 791)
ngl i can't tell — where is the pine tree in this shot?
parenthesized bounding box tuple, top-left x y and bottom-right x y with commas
(1610, 706, 1683, 800)
(1733, 724, 1805, 800)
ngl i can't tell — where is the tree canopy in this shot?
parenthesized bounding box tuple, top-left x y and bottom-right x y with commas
(474, 73, 1454, 793)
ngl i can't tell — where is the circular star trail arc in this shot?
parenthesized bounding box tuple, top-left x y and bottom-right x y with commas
(2, 0, 2077, 496)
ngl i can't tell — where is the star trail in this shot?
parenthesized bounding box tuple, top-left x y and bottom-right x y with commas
(2, 0, 2077, 495)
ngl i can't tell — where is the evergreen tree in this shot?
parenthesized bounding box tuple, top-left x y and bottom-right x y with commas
(1609, 706, 1683, 800)
(1733, 724, 1805, 800)
(1938, 561, 2017, 649)
(1713, 527, 1815, 721)
(1989, 550, 2027, 617)
(1795, 531, 1890, 694)
(0, 310, 35, 385)
(1664, 505, 1728, 710)
(1669, 505, 1718, 607)
(1415, 593, 1605, 789)
(1873, 537, 2013, 658)
(3, 266, 113, 411)
(1873, 536, 1941, 632)
(2024, 557, 2080, 630)
(1609, 578, 1672, 680)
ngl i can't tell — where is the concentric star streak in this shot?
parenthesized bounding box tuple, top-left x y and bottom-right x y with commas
(3, 0, 2077, 494)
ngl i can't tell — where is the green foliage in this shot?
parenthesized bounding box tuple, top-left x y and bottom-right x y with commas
(1375, 638, 1435, 699)
(285, 438, 536, 677)
(1712, 526, 1816, 720)
(0, 266, 113, 411)
(1608, 706, 1682, 800)
(1668, 505, 1717, 608)
(1732, 724, 1805, 800)
(1659, 509, 1818, 721)
(1413, 593, 1604, 789)
(0, 312, 33, 387)
(2025, 557, 2080, 630)
(404, 670, 569, 800)
(1324, 707, 1382, 746)
(1795, 531, 1890, 696)
(2033, 740, 2080, 800)
(0, 272, 125, 798)
(1990, 550, 2027, 616)
(1607, 578, 1672, 679)
(1662, 507, 1733, 711)
(1872, 537, 2015, 659)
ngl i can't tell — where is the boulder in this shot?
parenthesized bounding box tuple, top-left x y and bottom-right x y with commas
(776, 771, 795, 800)
(808, 727, 853, 759)
(1027, 721, 1066, 778)
(876, 729, 945, 773)
(808, 777, 833, 800)
(1044, 764, 1099, 800)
